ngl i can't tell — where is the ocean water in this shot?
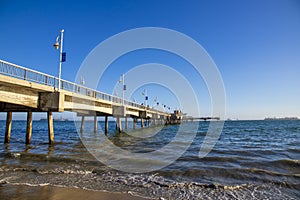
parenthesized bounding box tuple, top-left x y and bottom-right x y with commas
(0, 119, 299, 199)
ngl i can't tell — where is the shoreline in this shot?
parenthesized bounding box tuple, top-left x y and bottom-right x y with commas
(0, 183, 150, 200)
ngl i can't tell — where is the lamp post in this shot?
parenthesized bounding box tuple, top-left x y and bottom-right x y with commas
(122, 74, 125, 105)
(119, 74, 125, 105)
(53, 29, 64, 91)
(142, 89, 148, 107)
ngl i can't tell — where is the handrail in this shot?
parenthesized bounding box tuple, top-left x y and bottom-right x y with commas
(0, 59, 170, 116)
(0, 59, 56, 79)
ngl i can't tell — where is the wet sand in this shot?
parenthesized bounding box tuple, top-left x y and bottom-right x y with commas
(0, 184, 149, 200)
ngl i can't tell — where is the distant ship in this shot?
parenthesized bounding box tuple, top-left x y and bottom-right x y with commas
(264, 117, 299, 120)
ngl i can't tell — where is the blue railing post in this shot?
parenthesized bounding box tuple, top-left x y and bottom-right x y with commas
(24, 69, 27, 80)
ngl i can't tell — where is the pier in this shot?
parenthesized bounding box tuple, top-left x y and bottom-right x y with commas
(182, 116, 220, 122)
(0, 59, 178, 144)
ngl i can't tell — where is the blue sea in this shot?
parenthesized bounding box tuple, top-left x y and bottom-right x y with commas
(0, 119, 299, 199)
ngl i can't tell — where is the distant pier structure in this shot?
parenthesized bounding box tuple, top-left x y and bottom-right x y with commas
(182, 116, 220, 122)
(165, 110, 183, 125)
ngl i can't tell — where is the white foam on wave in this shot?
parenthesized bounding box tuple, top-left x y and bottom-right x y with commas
(0, 176, 18, 184)
(37, 168, 94, 175)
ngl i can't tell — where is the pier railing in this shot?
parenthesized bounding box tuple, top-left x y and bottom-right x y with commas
(0, 59, 167, 114)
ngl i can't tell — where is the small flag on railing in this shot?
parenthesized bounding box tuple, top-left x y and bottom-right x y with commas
(61, 52, 66, 62)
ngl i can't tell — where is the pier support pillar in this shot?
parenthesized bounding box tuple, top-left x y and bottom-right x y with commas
(4, 112, 12, 143)
(125, 117, 128, 130)
(47, 111, 54, 145)
(141, 118, 144, 128)
(80, 116, 85, 133)
(105, 116, 108, 136)
(26, 112, 32, 144)
(116, 116, 122, 133)
(133, 118, 137, 129)
(94, 116, 97, 133)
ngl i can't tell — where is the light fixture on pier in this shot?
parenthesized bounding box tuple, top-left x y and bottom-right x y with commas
(53, 40, 59, 50)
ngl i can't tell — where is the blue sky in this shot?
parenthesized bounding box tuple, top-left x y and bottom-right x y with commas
(0, 0, 300, 120)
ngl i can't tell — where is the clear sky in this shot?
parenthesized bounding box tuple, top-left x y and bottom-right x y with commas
(0, 0, 299, 120)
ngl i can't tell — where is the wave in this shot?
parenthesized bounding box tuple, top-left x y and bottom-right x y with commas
(287, 148, 300, 154)
(0, 151, 97, 164)
(36, 168, 94, 175)
(177, 155, 242, 163)
(270, 159, 300, 167)
(1, 168, 298, 200)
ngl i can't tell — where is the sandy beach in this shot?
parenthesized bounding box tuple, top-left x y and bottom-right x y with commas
(0, 184, 149, 200)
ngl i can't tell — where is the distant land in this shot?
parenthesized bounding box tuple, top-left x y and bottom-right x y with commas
(264, 117, 299, 120)
(39, 117, 69, 122)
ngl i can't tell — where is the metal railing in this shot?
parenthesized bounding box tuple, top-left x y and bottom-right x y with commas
(0, 59, 169, 115)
